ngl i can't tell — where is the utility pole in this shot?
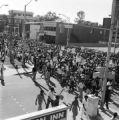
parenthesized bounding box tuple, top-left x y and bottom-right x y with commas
(101, 0, 116, 107)
(58, 14, 70, 46)
(9, 10, 14, 64)
(114, 20, 119, 53)
(22, 0, 38, 67)
(21, 5, 26, 67)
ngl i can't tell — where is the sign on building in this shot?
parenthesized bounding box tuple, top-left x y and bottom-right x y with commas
(6, 105, 67, 120)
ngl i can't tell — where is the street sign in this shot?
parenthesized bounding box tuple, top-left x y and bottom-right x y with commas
(6, 105, 68, 120)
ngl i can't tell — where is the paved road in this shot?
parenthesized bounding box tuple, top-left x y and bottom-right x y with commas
(0, 74, 41, 119)
(0, 63, 76, 120)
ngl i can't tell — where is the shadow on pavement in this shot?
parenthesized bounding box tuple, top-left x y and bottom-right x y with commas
(23, 72, 33, 79)
(112, 101, 119, 108)
(114, 85, 119, 91)
(113, 90, 119, 96)
(89, 113, 104, 120)
(15, 69, 23, 78)
(107, 109, 119, 119)
(36, 77, 56, 88)
(49, 80, 56, 88)
(14, 72, 32, 78)
(33, 80, 48, 92)
(100, 108, 112, 118)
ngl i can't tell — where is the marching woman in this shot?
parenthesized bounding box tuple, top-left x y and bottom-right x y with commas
(70, 96, 80, 120)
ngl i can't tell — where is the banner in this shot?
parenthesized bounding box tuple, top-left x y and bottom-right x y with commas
(7, 105, 67, 120)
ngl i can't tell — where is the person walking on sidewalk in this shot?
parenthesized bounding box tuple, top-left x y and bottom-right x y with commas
(46, 87, 56, 108)
(70, 96, 80, 120)
(0, 60, 5, 86)
(35, 90, 45, 110)
(104, 85, 111, 109)
(78, 80, 84, 103)
(81, 95, 89, 120)
(45, 70, 50, 87)
(32, 66, 37, 81)
(53, 95, 60, 107)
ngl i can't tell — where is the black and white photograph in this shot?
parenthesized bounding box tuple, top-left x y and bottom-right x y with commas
(0, 0, 119, 120)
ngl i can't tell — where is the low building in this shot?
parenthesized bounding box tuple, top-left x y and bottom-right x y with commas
(25, 21, 73, 45)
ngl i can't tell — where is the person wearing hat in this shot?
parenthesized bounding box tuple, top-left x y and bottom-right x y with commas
(46, 87, 56, 108)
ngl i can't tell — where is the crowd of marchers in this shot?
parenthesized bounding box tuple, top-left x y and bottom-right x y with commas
(0, 35, 119, 120)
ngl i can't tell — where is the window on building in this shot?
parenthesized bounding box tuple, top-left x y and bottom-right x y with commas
(13, 13, 16, 16)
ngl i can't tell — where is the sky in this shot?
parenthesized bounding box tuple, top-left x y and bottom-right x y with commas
(0, 0, 113, 24)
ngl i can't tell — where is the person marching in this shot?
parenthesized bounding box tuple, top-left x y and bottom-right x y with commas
(0, 59, 5, 86)
(53, 95, 60, 107)
(46, 87, 56, 108)
(78, 80, 84, 103)
(32, 66, 37, 81)
(35, 90, 46, 110)
(81, 95, 89, 120)
(70, 96, 80, 120)
(45, 69, 50, 87)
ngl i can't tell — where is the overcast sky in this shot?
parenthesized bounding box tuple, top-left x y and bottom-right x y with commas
(0, 0, 113, 24)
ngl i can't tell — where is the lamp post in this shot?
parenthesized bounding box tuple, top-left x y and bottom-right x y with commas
(101, 0, 116, 107)
(113, 20, 119, 53)
(22, 0, 37, 66)
(58, 14, 70, 46)
(23, 0, 34, 41)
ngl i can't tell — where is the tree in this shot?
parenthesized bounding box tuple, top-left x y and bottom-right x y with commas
(44, 11, 59, 21)
(34, 15, 45, 22)
(34, 11, 60, 22)
(74, 11, 85, 24)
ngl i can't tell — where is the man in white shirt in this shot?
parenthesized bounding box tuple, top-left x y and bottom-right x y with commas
(78, 81, 84, 102)
(81, 95, 89, 120)
(46, 87, 56, 108)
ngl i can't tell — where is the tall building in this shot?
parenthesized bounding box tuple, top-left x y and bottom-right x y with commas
(102, 0, 119, 43)
(103, 18, 111, 29)
(114, 0, 119, 26)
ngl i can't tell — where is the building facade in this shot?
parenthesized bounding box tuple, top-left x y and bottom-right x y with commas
(25, 21, 73, 45)
(4, 10, 34, 37)
(25, 21, 111, 46)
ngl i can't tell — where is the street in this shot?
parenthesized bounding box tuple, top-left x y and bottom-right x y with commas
(0, 60, 119, 120)
(0, 61, 74, 120)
